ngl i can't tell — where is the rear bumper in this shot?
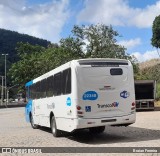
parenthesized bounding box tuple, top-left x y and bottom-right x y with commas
(136, 100, 154, 110)
(74, 112, 136, 130)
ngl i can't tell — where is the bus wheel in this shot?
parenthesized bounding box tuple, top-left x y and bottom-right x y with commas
(89, 126, 105, 134)
(30, 114, 39, 129)
(51, 116, 61, 137)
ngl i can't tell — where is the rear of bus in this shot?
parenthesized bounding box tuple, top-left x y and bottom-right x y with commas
(74, 59, 136, 130)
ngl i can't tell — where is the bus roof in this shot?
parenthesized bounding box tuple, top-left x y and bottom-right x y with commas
(77, 58, 128, 62)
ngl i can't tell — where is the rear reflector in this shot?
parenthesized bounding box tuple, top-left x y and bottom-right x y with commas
(77, 114, 84, 117)
(131, 107, 136, 110)
(77, 111, 83, 114)
(87, 122, 95, 124)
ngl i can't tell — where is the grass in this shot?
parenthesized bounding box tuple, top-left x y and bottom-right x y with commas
(155, 101, 160, 107)
(139, 58, 160, 69)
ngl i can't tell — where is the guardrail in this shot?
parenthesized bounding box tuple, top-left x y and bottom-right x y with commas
(0, 102, 26, 109)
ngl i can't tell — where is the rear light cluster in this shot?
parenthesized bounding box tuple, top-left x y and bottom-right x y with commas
(76, 105, 84, 117)
(131, 102, 136, 110)
(76, 106, 81, 110)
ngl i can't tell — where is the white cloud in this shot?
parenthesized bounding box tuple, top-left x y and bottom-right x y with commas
(130, 1, 160, 28)
(118, 38, 141, 49)
(131, 50, 160, 62)
(77, 0, 160, 28)
(81, 39, 89, 53)
(0, 0, 70, 42)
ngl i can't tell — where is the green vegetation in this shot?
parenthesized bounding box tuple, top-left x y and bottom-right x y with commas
(9, 24, 137, 93)
(71, 25, 128, 58)
(136, 61, 160, 83)
(156, 83, 160, 100)
(0, 28, 51, 98)
(151, 15, 160, 57)
(9, 42, 83, 92)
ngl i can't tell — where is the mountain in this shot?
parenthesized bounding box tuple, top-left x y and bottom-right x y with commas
(0, 28, 51, 76)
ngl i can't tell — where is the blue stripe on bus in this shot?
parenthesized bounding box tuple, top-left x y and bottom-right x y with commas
(25, 100, 32, 122)
(25, 80, 33, 87)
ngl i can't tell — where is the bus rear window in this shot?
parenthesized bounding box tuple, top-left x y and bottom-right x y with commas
(110, 68, 123, 75)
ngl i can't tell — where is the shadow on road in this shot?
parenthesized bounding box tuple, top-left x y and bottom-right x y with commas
(38, 125, 160, 145)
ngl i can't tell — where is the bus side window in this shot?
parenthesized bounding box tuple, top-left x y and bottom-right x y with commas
(62, 68, 71, 95)
(34, 83, 38, 99)
(46, 76, 54, 97)
(26, 86, 29, 100)
(30, 85, 33, 99)
(30, 85, 32, 99)
(41, 79, 47, 98)
(54, 72, 61, 96)
(32, 84, 36, 99)
(37, 81, 41, 99)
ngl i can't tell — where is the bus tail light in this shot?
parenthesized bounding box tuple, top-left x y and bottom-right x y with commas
(77, 112, 84, 118)
(131, 102, 136, 110)
(132, 102, 135, 106)
(77, 106, 81, 110)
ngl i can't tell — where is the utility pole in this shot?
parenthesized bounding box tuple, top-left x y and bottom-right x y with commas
(7, 84, 19, 105)
(2, 54, 8, 106)
(0, 76, 4, 106)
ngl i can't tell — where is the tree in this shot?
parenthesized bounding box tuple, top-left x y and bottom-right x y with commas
(9, 43, 46, 92)
(9, 42, 83, 92)
(61, 24, 138, 70)
(60, 37, 85, 58)
(70, 24, 138, 73)
(151, 15, 160, 57)
(71, 24, 131, 59)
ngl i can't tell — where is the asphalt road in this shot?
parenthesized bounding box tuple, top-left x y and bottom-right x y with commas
(0, 107, 160, 156)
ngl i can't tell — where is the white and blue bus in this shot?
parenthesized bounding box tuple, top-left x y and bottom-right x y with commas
(25, 58, 136, 137)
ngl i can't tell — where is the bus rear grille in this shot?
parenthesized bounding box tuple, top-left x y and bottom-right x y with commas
(101, 119, 116, 123)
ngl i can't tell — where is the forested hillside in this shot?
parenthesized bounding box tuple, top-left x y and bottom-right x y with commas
(0, 28, 51, 77)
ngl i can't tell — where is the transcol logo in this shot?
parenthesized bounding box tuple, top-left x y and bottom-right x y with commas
(97, 102, 119, 108)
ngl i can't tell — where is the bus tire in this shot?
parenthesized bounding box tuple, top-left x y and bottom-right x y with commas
(30, 114, 39, 129)
(51, 116, 61, 137)
(89, 126, 105, 134)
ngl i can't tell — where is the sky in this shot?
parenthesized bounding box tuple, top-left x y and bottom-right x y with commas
(0, 0, 160, 62)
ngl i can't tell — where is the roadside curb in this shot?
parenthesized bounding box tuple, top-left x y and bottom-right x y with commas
(0, 103, 26, 109)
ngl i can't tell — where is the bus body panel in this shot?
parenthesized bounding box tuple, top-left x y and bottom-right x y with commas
(25, 58, 136, 132)
(25, 100, 32, 122)
(76, 63, 135, 119)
